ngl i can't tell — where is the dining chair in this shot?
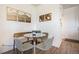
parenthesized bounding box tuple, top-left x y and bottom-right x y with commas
(15, 37, 33, 54)
(37, 32, 48, 44)
(36, 37, 54, 51)
(42, 32, 48, 41)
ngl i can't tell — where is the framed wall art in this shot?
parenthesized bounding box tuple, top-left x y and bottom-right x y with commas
(24, 13, 31, 23)
(18, 10, 31, 23)
(39, 13, 52, 22)
(7, 7, 31, 23)
(39, 15, 44, 22)
(18, 10, 25, 22)
(7, 7, 17, 21)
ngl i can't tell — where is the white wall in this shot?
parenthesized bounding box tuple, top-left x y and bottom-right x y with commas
(0, 4, 36, 45)
(62, 7, 79, 40)
(36, 4, 63, 47)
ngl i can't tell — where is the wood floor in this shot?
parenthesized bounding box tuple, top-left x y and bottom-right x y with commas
(2, 39, 79, 54)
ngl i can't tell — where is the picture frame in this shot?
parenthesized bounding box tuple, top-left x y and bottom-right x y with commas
(45, 13, 51, 21)
(39, 13, 52, 22)
(39, 15, 44, 22)
(18, 10, 26, 22)
(7, 7, 18, 21)
(24, 13, 31, 23)
(7, 7, 31, 23)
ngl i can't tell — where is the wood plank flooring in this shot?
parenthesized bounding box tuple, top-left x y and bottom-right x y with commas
(2, 39, 79, 54)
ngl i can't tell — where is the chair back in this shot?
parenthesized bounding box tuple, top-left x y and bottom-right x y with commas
(36, 37, 54, 50)
(14, 32, 32, 37)
(15, 39, 23, 50)
(43, 38, 53, 49)
(42, 32, 48, 41)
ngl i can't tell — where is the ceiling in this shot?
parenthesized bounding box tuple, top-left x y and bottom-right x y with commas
(62, 4, 79, 9)
(32, 4, 79, 9)
(32, 4, 40, 6)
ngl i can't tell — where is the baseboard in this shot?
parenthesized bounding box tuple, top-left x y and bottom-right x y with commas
(64, 38, 79, 43)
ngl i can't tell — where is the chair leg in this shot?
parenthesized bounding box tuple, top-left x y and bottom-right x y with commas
(17, 51, 18, 54)
(21, 51, 23, 54)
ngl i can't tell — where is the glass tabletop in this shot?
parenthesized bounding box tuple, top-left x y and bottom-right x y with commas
(24, 33, 46, 37)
